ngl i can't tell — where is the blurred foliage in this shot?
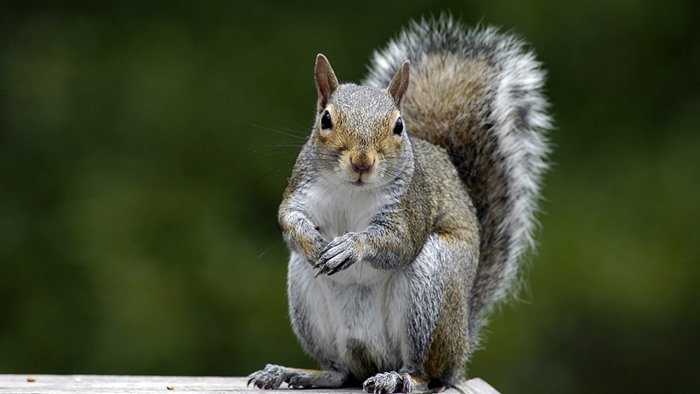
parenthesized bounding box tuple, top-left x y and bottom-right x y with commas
(1, 1, 699, 393)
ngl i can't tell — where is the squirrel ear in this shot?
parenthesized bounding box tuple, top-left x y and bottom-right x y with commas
(388, 60, 410, 107)
(315, 54, 339, 112)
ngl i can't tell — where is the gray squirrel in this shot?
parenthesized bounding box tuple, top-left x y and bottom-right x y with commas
(248, 15, 551, 393)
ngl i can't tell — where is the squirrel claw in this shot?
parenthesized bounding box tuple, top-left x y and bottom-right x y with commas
(313, 233, 362, 277)
(315, 257, 352, 277)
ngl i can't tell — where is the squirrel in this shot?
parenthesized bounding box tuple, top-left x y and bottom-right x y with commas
(248, 15, 551, 394)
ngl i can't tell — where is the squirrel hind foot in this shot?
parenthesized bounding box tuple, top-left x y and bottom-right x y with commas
(248, 364, 348, 390)
(363, 371, 427, 394)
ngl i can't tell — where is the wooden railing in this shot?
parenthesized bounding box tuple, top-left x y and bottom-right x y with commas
(0, 375, 500, 393)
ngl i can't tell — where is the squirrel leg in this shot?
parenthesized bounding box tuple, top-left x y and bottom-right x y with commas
(415, 232, 476, 387)
(279, 206, 328, 264)
(367, 233, 475, 393)
(247, 364, 348, 389)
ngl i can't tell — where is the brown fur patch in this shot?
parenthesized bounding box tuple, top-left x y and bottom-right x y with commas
(404, 53, 494, 149)
(423, 279, 469, 379)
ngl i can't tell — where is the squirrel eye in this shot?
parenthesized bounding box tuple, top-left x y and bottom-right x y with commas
(393, 117, 404, 135)
(321, 110, 333, 130)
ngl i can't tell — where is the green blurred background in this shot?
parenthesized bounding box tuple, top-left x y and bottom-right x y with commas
(1, 1, 698, 393)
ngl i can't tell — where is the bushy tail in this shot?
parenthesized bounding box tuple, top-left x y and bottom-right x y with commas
(364, 15, 551, 342)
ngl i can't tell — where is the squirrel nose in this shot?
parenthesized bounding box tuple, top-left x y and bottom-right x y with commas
(350, 155, 374, 174)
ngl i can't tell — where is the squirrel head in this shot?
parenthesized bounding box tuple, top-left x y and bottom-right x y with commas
(312, 54, 411, 189)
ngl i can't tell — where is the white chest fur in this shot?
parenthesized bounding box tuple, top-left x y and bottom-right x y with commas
(303, 178, 393, 285)
(305, 178, 391, 238)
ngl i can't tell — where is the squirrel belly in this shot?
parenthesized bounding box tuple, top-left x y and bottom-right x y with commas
(287, 249, 406, 381)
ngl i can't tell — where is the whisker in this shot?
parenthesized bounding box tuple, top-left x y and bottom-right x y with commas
(256, 243, 278, 260)
(269, 143, 305, 148)
(251, 124, 308, 140)
(277, 118, 313, 131)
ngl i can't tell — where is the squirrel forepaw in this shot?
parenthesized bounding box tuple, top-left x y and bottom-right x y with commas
(314, 233, 362, 276)
(363, 371, 415, 394)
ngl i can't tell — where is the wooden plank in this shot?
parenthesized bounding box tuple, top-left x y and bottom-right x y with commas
(0, 375, 500, 393)
(452, 379, 501, 394)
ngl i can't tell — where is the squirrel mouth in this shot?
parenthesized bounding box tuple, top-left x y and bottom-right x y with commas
(353, 175, 365, 186)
